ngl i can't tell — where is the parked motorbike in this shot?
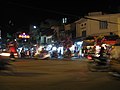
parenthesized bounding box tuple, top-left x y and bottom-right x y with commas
(39, 52, 50, 60)
(51, 51, 58, 58)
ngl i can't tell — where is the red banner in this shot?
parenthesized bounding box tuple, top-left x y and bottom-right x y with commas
(104, 40, 116, 45)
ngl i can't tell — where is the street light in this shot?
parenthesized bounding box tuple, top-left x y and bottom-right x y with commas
(33, 26, 36, 29)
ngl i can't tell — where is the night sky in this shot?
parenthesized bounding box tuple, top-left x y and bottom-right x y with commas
(1, 0, 120, 37)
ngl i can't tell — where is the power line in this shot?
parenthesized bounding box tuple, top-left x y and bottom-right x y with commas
(84, 16, 120, 25)
(6, 1, 120, 25)
(6, 1, 80, 18)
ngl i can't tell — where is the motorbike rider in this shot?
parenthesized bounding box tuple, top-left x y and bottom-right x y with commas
(9, 52, 15, 60)
(99, 45, 105, 57)
(39, 48, 47, 58)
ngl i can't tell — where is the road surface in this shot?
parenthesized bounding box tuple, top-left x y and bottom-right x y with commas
(0, 59, 120, 90)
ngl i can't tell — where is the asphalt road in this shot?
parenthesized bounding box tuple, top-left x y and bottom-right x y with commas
(0, 59, 120, 90)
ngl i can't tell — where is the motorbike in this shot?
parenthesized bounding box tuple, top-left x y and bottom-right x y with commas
(39, 52, 51, 60)
(51, 51, 58, 58)
(9, 52, 15, 61)
(108, 71, 120, 79)
(0, 58, 14, 74)
(108, 59, 120, 79)
(87, 54, 110, 72)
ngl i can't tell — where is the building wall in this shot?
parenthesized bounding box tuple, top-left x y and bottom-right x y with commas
(118, 18, 120, 36)
(63, 23, 76, 38)
(75, 13, 120, 37)
(76, 21, 81, 37)
(64, 24, 71, 30)
(51, 26, 60, 39)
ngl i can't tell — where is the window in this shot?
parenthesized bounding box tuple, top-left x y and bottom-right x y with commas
(82, 31, 86, 37)
(81, 24, 83, 26)
(99, 21, 108, 29)
(62, 18, 67, 24)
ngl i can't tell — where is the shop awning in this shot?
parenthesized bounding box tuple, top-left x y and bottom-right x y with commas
(82, 40, 95, 46)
